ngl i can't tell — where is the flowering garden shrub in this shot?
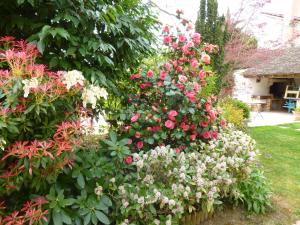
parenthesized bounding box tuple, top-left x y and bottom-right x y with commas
(119, 24, 226, 152)
(0, 38, 110, 224)
(114, 126, 270, 224)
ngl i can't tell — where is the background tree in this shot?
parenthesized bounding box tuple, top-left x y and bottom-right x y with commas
(0, 0, 158, 98)
(195, 0, 229, 95)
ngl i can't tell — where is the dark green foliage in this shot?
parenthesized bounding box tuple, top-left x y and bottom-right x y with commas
(0, 0, 158, 96)
(195, 0, 229, 94)
(236, 169, 272, 214)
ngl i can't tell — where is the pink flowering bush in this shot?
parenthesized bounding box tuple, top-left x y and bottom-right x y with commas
(119, 25, 225, 152)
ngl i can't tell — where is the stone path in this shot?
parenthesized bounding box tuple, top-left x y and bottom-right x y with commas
(248, 111, 296, 127)
(293, 221, 300, 225)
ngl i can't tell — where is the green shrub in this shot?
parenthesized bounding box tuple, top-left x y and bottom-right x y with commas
(235, 169, 272, 214)
(220, 101, 245, 129)
(220, 97, 250, 119)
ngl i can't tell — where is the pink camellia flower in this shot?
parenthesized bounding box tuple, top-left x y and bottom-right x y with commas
(209, 111, 216, 121)
(131, 113, 140, 123)
(172, 42, 178, 49)
(220, 121, 226, 128)
(168, 110, 178, 121)
(205, 103, 211, 112)
(163, 25, 170, 33)
(152, 126, 161, 132)
(130, 74, 141, 80)
(157, 81, 164, 87)
(125, 156, 133, 165)
(190, 124, 196, 131)
(201, 121, 208, 128)
(128, 139, 133, 145)
(178, 75, 187, 83)
(175, 148, 181, 154)
(135, 132, 141, 139)
(163, 36, 172, 44)
(182, 45, 190, 55)
(198, 70, 206, 79)
(147, 70, 154, 78)
(185, 91, 197, 103)
(190, 133, 197, 141)
(176, 83, 185, 91)
(187, 41, 194, 48)
(193, 82, 201, 92)
(179, 35, 187, 43)
(140, 83, 146, 89)
(202, 131, 211, 139)
(212, 131, 218, 140)
(180, 122, 189, 131)
(192, 33, 201, 44)
(164, 62, 171, 71)
(165, 120, 175, 129)
(187, 23, 193, 31)
(176, 66, 183, 74)
(201, 53, 211, 64)
(160, 71, 167, 80)
(190, 59, 198, 68)
(137, 141, 144, 149)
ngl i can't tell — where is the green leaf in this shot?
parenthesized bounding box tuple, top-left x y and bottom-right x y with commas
(77, 173, 85, 189)
(120, 113, 126, 120)
(83, 213, 91, 225)
(61, 211, 72, 224)
(95, 211, 110, 225)
(109, 132, 117, 143)
(55, 28, 70, 40)
(37, 40, 45, 54)
(53, 211, 62, 225)
(101, 195, 112, 207)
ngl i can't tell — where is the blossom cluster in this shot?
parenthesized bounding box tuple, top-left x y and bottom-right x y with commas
(120, 22, 223, 152)
(116, 127, 258, 224)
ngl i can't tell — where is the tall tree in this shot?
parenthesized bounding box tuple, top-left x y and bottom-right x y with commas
(195, 0, 229, 95)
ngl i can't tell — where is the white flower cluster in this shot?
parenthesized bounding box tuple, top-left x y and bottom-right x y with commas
(82, 85, 108, 109)
(22, 77, 39, 97)
(117, 128, 259, 224)
(0, 137, 6, 151)
(62, 70, 85, 90)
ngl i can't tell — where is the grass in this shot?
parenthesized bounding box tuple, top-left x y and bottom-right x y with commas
(250, 123, 300, 218)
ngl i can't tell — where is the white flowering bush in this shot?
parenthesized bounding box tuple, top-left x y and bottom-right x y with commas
(114, 127, 269, 224)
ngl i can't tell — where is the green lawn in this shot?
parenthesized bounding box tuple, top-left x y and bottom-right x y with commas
(250, 123, 300, 218)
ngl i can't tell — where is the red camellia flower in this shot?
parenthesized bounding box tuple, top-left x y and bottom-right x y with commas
(190, 133, 197, 141)
(220, 121, 226, 128)
(165, 120, 175, 129)
(128, 139, 133, 145)
(147, 70, 154, 78)
(178, 75, 187, 83)
(180, 122, 189, 131)
(125, 156, 133, 165)
(131, 113, 140, 123)
(202, 131, 211, 139)
(163, 36, 172, 44)
(190, 59, 198, 68)
(160, 71, 167, 80)
(135, 132, 141, 139)
(201, 53, 211, 64)
(137, 141, 144, 149)
(201, 121, 208, 128)
(212, 131, 218, 140)
(130, 74, 141, 80)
